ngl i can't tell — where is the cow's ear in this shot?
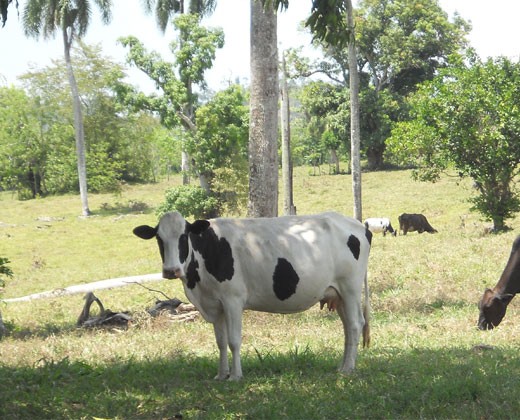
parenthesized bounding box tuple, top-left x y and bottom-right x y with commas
(133, 225, 157, 240)
(189, 220, 210, 235)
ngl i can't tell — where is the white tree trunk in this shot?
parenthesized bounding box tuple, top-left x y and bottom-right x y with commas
(181, 150, 190, 185)
(280, 52, 296, 215)
(63, 27, 90, 216)
(248, 0, 279, 218)
(346, 0, 362, 222)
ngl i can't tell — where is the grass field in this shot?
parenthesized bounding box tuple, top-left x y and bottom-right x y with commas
(1, 167, 520, 419)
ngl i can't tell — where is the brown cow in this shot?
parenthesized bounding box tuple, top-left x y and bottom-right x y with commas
(478, 236, 520, 330)
(398, 213, 438, 235)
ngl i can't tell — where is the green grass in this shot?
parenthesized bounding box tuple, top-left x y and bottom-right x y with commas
(1, 167, 520, 419)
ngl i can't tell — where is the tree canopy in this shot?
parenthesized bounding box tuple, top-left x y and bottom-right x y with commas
(0, 43, 167, 197)
(387, 55, 520, 231)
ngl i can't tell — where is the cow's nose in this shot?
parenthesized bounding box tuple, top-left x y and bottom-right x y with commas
(163, 268, 181, 279)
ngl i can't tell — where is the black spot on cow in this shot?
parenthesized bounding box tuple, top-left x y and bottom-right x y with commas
(190, 227, 234, 282)
(272, 258, 300, 301)
(347, 234, 361, 260)
(186, 253, 201, 289)
(178, 234, 189, 263)
(157, 236, 165, 263)
(365, 228, 373, 245)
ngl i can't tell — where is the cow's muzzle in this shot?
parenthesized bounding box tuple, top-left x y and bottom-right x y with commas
(163, 268, 183, 279)
(477, 312, 495, 330)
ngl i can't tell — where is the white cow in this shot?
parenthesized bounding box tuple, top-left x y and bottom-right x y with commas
(134, 211, 372, 380)
(364, 217, 397, 236)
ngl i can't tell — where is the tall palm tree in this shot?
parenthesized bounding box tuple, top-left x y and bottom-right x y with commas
(23, 0, 112, 216)
(1, 0, 17, 27)
(248, 0, 278, 217)
(345, 0, 361, 222)
(306, 0, 362, 221)
(142, 0, 216, 31)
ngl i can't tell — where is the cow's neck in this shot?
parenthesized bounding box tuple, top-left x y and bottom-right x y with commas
(495, 253, 520, 296)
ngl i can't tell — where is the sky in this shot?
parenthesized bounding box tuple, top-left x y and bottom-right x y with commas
(1, 0, 520, 93)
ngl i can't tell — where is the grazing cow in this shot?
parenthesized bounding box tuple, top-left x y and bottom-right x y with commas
(364, 217, 397, 237)
(133, 211, 372, 380)
(398, 213, 438, 235)
(478, 236, 520, 330)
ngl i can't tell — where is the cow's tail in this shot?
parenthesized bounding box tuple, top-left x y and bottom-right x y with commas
(362, 272, 371, 348)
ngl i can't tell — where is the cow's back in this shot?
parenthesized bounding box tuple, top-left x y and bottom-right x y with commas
(198, 212, 370, 313)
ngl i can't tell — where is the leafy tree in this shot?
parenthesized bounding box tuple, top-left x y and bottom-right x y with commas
(298, 80, 348, 172)
(188, 84, 249, 214)
(355, 0, 470, 168)
(300, 0, 470, 171)
(118, 13, 224, 189)
(140, 1, 219, 183)
(2, 43, 163, 195)
(0, 86, 47, 198)
(387, 56, 520, 231)
(22, 0, 113, 216)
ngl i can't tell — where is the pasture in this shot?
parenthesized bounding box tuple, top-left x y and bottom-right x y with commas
(1, 167, 519, 419)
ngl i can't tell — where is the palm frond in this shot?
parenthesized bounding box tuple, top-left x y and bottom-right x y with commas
(94, 0, 112, 24)
(155, 0, 180, 32)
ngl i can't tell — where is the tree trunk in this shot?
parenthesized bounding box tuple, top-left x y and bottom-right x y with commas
(330, 149, 340, 174)
(63, 26, 90, 216)
(366, 145, 384, 170)
(248, 0, 279, 218)
(346, 0, 362, 222)
(280, 52, 296, 215)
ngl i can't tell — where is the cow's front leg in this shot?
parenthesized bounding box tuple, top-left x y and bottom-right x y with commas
(336, 294, 364, 374)
(224, 304, 244, 380)
(213, 316, 230, 380)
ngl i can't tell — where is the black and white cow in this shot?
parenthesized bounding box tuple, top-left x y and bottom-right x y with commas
(134, 211, 372, 380)
(364, 217, 397, 236)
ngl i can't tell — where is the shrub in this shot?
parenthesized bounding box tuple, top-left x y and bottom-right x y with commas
(0, 257, 13, 338)
(0, 257, 13, 290)
(156, 185, 218, 220)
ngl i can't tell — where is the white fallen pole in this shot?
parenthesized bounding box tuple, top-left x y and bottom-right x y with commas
(2, 273, 164, 303)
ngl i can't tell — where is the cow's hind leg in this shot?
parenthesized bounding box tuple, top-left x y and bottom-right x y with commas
(213, 316, 230, 380)
(336, 287, 365, 374)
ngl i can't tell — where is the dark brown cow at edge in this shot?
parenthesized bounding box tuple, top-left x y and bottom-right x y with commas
(478, 236, 520, 330)
(398, 213, 438, 235)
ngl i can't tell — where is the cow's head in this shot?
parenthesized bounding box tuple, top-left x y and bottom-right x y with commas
(133, 211, 209, 280)
(477, 288, 514, 330)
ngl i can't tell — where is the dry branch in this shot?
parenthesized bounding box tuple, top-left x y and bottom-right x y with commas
(77, 292, 132, 328)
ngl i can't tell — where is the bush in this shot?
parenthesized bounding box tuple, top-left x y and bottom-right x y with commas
(0, 257, 13, 290)
(0, 257, 13, 338)
(156, 185, 218, 220)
